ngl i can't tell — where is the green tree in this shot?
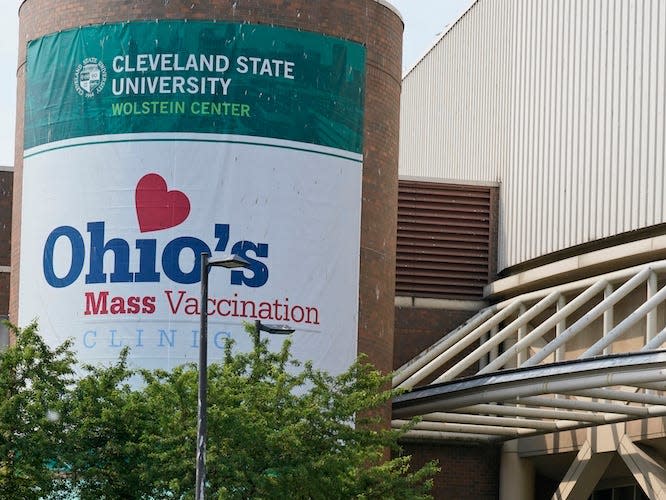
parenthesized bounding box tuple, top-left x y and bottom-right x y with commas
(61, 349, 160, 500)
(2, 322, 437, 499)
(139, 324, 438, 499)
(0, 321, 75, 500)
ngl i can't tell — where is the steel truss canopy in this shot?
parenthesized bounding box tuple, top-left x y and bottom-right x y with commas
(392, 260, 666, 443)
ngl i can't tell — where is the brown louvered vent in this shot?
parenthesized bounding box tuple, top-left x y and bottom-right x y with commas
(396, 180, 497, 300)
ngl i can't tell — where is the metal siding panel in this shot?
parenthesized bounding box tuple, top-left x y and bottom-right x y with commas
(647, 0, 660, 226)
(564, 0, 576, 250)
(575, 0, 585, 245)
(551, 0, 565, 254)
(619, 0, 631, 233)
(588, 0, 599, 239)
(653, 1, 666, 223)
(525, 0, 535, 262)
(641, 0, 653, 229)
(399, 0, 509, 184)
(628, 0, 639, 231)
(594, 0, 608, 240)
(400, 0, 666, 273)
(581, 0, 594, 243)
(513, 0, 525, 264)
(609, 0, 623, 236)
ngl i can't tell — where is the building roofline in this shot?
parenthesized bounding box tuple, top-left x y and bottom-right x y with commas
(374, 0, 404, 23)
(402, 0, 478, 79)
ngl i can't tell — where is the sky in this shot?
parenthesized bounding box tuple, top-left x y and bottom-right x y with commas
(0, 0, 473, 167)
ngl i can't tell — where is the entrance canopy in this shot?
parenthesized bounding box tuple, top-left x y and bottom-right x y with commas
(392, 260, 666, 442)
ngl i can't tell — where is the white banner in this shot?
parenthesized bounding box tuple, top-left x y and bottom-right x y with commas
(20, 133, 361, 373)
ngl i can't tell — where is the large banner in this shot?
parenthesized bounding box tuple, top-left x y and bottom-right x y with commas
(21, 21, 365, 374)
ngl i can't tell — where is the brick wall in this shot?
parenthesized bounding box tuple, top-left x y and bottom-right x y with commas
(394, 306, 501, 499)
(394, 306, 479, 376)
(13, 0, 403, 378)
(0, 170, 12, 316)
(399, 442, 500, 500)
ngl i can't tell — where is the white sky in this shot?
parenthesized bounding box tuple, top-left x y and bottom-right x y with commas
(0, 0, 473, 167)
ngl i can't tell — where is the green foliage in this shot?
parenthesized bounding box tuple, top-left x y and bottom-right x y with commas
(61, 349, 159, 499)
(0, 321, 75, 499)
(0, 322, 438, 499)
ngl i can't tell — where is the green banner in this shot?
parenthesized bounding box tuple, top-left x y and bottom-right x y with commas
(25, 21, 366, 152)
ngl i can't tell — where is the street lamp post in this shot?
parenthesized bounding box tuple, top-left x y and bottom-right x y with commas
(196, 252, 249, 500)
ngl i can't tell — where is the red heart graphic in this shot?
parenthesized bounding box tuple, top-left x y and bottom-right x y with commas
(135, 173, 191, 232)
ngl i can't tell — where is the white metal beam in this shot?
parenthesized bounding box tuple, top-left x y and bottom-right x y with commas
(566, 388, 666, 407)
(394, 353, 666, 418)
(643, 327, 666, 351)
(420, 412, 561, 431)
(436, 292, 560, 382)
(392, 419, 535, 437)
(552, 441, 613, 500)
(524, 267, 652, 367)
(411, 300, 523, 386)
(480, 280, 607, 374)
(581, 281, 666, 358)
(517, 396, 654, 417)
(618, 435, 666, 500)
(454, 404, 609, 424)
(393, 262, 666, 442)
(399, 429, 497, 443)
(392, 307, 496, 387)
(648, 272, 658, 345)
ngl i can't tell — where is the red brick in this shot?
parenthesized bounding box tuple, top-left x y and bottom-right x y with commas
(397, 442, 500, 500)
(394, 306, 480, 376)
(0, 170, 12, 317)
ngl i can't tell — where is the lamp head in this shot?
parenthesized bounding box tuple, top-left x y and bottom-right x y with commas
(208, 254, 250, 269)
(255, 320, 295, 335)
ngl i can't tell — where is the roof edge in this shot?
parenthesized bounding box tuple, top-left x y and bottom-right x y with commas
(402, 0, 478, 79)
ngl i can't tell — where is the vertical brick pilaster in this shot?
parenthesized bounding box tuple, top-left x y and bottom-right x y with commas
(0, 170, 13, 317)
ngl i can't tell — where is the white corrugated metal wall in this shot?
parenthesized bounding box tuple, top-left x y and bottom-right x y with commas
(399, 0, 666, 273)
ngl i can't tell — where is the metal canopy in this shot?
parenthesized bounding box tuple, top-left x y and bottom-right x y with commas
(392, 261, 666, 442)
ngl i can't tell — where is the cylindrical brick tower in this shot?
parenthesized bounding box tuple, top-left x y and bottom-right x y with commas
(12, 0, 402, 378)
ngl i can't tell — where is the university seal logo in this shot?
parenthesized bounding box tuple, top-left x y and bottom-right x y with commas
(73, 57, 107, 97)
